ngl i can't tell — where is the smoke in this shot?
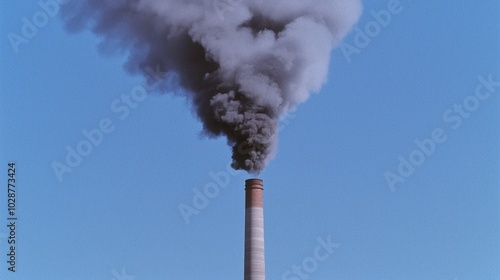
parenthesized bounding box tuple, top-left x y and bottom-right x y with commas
(61, 0, 362, 174)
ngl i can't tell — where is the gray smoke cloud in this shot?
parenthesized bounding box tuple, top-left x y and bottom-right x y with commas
(61, 0, 362, 174)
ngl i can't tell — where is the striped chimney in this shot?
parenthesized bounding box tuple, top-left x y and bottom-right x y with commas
(244, 178, 265, 280)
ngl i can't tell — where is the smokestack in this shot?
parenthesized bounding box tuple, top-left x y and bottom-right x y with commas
(244, 178, 265, 280)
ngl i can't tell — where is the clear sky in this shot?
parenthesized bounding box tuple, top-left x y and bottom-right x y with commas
(0, 1, 499, 280)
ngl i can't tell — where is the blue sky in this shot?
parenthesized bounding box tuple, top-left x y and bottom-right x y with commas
(0, 1, 499, 280)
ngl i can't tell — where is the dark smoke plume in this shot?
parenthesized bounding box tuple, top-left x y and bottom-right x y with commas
(61, 0, 361, 174)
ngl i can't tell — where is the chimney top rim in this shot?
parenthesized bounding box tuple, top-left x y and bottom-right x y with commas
(245, 178, 263, 186)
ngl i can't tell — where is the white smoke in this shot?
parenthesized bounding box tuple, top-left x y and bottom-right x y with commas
(62, 0, 362, 173)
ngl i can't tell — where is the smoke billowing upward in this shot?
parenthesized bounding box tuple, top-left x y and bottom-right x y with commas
(61, 0, 362, 174)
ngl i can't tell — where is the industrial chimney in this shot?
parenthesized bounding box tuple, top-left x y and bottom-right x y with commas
(244, 178, 265, 280)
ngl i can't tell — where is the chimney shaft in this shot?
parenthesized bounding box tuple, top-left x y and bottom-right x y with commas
(244, 179, 265, 280)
